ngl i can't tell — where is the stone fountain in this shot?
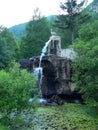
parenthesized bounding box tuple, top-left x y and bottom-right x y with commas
(19, 33, 81, 104)
(31, 34, 73, 98)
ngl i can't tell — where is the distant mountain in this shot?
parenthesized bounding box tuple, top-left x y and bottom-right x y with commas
(10, 1, 95, 41)
(9, 0, 95, 41)
(9, 22, 28, 40)
(9, 15, 56, 40)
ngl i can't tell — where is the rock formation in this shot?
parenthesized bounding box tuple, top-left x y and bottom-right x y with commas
(30, 34, 73, 97)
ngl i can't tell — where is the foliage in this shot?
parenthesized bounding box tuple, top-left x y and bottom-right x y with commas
(30, 104, 98, 130)
(79, 20, 98, 41)
(54, 0, 91, 44)
(9, 15, 55, 41)
(56, 28, 72, 48)
(0, 26, 17, 69)
(0, 63, 37, 125)
(0, 125, 9, 130)
(18, 8, 51, 59)
(72, 20, 98, 104)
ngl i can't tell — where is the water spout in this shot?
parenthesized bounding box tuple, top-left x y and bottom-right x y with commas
(38, 39, 51, 98)
(33, 67, 43, 98)
(38, 67, 43, 98)
(33, 38, 51, 99)
(39, 39, 51, 67)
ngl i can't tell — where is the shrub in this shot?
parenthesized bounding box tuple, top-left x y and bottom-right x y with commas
(0, 63, 37, 125)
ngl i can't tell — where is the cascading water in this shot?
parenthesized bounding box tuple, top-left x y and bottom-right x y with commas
(39, 39, 51, 99)
(33, 38, 51, 100)
(39, 39, 51, 67)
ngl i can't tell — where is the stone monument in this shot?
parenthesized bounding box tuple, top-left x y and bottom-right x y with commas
(31, 34, 72, 97)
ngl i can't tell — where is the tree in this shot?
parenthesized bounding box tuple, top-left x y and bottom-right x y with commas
(89, 0, 98, 20)
(55, 0, 91, 44)
(90, 0, 98, 14)
(19, 8, 50, 58)
(72, 20, 98, 104)
(0, 26, 17, 69)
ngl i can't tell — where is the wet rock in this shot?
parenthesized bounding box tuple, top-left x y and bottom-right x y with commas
(19, 58, 33, 72)
(47, 95, 64, 105)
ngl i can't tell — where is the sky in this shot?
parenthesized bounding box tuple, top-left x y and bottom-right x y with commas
(0, 0, 93, 28)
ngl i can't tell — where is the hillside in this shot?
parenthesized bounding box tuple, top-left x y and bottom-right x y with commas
(9, 0, 96, 41)
(9, 15, 56, 40)
(9, 22, 28, 40)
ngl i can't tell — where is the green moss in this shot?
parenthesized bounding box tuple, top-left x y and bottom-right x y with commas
(32, 104, 98, 130)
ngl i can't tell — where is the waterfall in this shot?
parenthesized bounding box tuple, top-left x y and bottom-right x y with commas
(39, 39, 51, 67)
(33, 66, 43, 98)
(38, 39, 51, 98)
(33, 38, 51, 98)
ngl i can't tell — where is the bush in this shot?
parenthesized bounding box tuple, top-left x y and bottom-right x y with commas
(0, 125, 9, 130)
(0, 63, 37, 125)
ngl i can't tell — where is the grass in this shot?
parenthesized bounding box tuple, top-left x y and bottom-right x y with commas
(32, 103, 98, 130)
(1, 103, 98, 130)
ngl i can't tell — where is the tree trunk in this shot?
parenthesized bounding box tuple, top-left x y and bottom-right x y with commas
(71, 30, 74, 44)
